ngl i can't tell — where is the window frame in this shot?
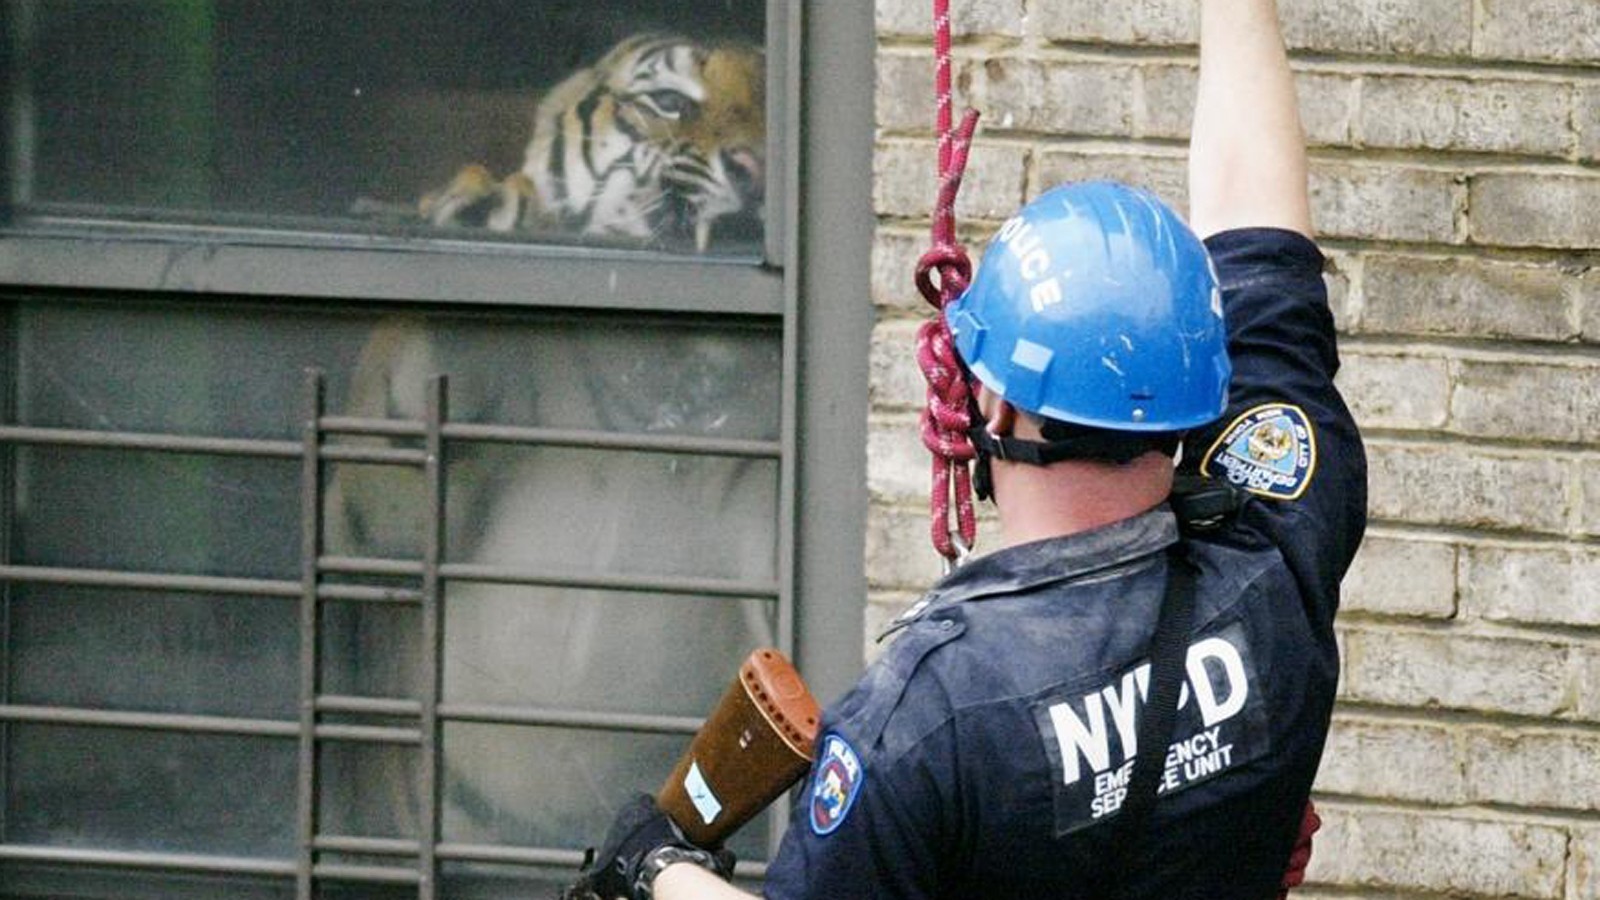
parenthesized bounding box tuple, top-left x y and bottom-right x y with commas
(0, 0, 873, 894)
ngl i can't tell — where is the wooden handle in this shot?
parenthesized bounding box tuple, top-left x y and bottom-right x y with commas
(656, 648, 821, 846)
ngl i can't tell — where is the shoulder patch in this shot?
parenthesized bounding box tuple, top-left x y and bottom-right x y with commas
(1201, 403, 1317, 500)
(809, 733, 864, 836)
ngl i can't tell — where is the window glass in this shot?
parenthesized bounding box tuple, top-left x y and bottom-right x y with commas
(5, 0, 767, 256)
(5, 297, 783, 876)
(7, 726, 298, 858)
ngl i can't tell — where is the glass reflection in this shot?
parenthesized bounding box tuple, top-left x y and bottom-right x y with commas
(6, 299, 782, 864)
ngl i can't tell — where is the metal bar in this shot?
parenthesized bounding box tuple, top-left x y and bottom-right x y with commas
(431, 842, 770, 880)
(316, 695, 422, 718)
(318, 416, 421, 438)
(294, 371, 324, 900)
(444, 422, 780, 459)
(0, 424, 299, 458)
(0, 841, 766, 881)
(314, 723, 420, 745)
(437, 703, 701, 735)
(0, 562, 772, 604)
(0, 564, 418, 604)
(418, 376, 447, 900)
(314, 835, 418, 857)
(0, 844, 297, 877)
(319, 555, 424, 578)
(0, 423, 773, 462)
(321, 444, 427, 466)
(0, 700, 697, 739)
(434, 844, 583, 867)
(326, 415, 783, 460)
(317, 584, 423, 604)
(0, 424, 425, 466)
(0, 704, 297, 737)
(313, 863, 420, 885)
(439, 563, 778, 599)
(761, 0, 788, 267)
(770, 0, 806, 860)
(0, 232, 783, 314)
(0, 563, 298, 597)
(0, 295, 17, 847)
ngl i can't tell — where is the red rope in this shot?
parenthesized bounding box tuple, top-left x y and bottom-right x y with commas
(914, 0, 981, 563)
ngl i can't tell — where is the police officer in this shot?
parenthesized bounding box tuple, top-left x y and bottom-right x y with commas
(579, 0, 1366, 896)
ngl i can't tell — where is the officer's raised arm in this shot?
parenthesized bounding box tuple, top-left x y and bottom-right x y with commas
(1188, 0, 1312, 239)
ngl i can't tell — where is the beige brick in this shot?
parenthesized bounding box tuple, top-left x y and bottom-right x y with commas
(1141, 67, 1355, 147)
(1032, 0, 1197, 46)
(1477, 0, 1600, 64)
(1296, 72, 1362, 149)
(1280, 0, 1473, 57)
(1584, 459, 1600, 536)
(872, 229, 935, 312)
(1461, 545, 1600, 628)
(1581, 647, 1600, 721)
(1339, 535, 1456, 619)
(1307, 806, 1568, 898)
(865, 505, 949, 591)
(1360, 254, 1575, 342)
(875, 141, 1029, 223)
(867, 413, 938, 502)
(1574, 826, 1600, 900)
(1033, 150, 1189, 213)
(1582, 269, 1600, 345)
(1342, 627, 1570, 717)
(1314, 717, 1465, 803)
(1472, 173, 1600, 249)
(1336, 352, 1450, 431)
(1580, 86, 1600, 163)
(957, 58, 1135, 136)
(1359, 76, 1574, 157)
(1323, 251, 1357, 333)
(877, 52, 934, 133)
(1451, 360, 1600, 443)
(1332, 628, 1351, 700)
(1139, 65, 1199, 141)
(1366, 442, 1569, 533)
(869, 318, 931, 411)
(1464, 727, 1600, 810)
(876, 0, 1027, 38)
(1309, 164, 1461, 243)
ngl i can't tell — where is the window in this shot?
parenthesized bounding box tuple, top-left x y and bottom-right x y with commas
(8, 0, 767, 256)
(0, 3, 873, 898)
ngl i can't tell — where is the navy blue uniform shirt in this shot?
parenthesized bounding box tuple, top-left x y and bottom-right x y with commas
(763, 228, 1367, 900)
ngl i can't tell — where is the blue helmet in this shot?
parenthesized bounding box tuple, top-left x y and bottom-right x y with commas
(946, 181, 1229, 432)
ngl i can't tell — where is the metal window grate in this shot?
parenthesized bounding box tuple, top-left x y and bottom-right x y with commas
(0, 370, 784, 896)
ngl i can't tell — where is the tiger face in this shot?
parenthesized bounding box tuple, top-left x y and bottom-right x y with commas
(520, 34, 766, 251)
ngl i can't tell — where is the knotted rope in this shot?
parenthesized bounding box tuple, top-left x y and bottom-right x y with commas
(914, 0, 982, 565)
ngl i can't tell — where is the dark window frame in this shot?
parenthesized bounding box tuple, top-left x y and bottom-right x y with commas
(0, 0, 873, 894)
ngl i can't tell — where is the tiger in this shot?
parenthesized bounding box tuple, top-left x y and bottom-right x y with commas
(321, 315, 781, 855)
(420, 34, 765, 252)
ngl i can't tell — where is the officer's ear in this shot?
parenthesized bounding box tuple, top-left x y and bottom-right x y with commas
(976, 385, 1017, 438)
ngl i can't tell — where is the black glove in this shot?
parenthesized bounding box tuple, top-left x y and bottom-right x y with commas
(561, 794, 735, 900)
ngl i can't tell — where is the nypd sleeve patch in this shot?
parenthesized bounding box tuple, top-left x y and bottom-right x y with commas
(809, 733, 864, 836)
(1201, 403, 1317, 500)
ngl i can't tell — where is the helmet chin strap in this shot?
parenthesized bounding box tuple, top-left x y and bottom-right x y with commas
(965, 395, 1181, 503)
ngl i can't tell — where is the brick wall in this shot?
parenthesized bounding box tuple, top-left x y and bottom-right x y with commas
(867, 1, 1600, 896)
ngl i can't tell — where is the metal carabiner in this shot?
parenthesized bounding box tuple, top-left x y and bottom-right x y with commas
(941, 533, 973, 575)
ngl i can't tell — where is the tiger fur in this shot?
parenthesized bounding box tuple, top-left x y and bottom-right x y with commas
(420, 34, 765, 252)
